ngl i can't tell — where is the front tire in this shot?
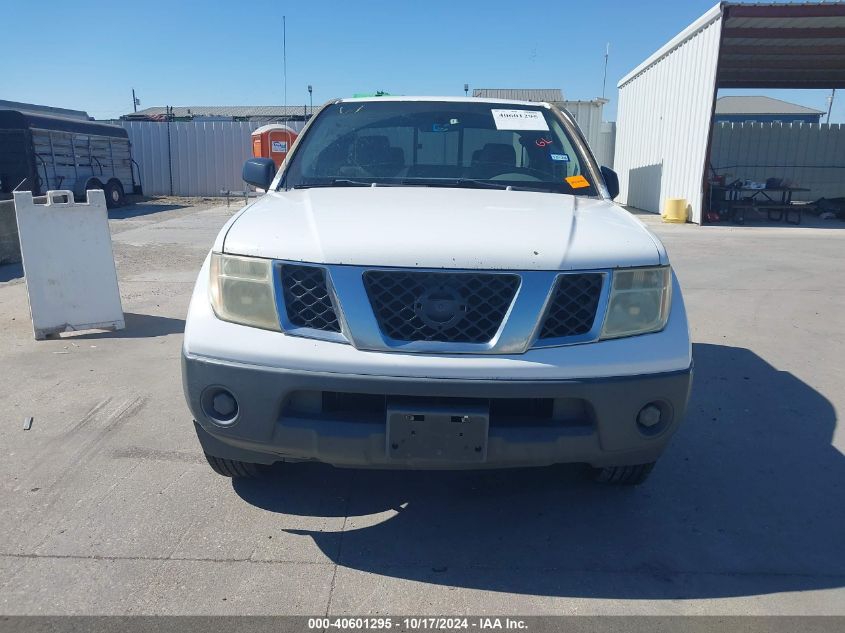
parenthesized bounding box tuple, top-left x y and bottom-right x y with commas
(204, 453, 262, 478)
(592, 462, 655, 485)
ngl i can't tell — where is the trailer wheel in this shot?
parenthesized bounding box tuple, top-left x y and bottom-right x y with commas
(105, 179, 125, 208)
(85, 178, 104, 193)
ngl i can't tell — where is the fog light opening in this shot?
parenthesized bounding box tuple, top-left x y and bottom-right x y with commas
(636, 401, 670, 436)
(201, 387, 239, 426)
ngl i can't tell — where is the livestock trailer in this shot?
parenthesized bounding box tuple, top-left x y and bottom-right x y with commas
(0, 110, 140, 207)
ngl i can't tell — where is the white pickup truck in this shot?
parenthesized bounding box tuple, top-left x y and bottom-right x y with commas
(182, 96, 692, 485)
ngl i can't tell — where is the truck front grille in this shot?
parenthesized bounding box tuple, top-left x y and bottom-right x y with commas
(538, 273, 603, 339)
(280, 264, 341, 332)
(363, 270, 520, 343)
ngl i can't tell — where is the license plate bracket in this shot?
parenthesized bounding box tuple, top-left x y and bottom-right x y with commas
(386, 403, 489, 463)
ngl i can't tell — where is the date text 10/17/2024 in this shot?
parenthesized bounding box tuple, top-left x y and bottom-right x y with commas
(307, 617, 529, 630)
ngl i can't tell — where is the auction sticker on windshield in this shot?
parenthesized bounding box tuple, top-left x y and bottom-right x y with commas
(491, 109, 549, 131)
(566, 174, 590, 189)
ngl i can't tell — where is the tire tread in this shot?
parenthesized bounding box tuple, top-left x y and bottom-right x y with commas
(205, 453, 261, 478)
(593, 462, 655, 485)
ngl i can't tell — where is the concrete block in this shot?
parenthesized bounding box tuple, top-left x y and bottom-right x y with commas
(14, 190, 124, 339)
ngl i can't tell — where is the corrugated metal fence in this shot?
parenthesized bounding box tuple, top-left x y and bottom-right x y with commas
(559, 101, 614, 168)
(596, 122, 616, 169)
(710, 122, 845, 202)
(120, 120, 305, 196)
(120, 115, 615, 197)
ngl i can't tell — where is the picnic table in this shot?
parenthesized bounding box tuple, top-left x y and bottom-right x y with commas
(710, 185, 811, 225)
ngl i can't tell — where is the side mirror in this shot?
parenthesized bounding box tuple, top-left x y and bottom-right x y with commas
(600, 166, 619, 200)
(242, 158, 277, 190)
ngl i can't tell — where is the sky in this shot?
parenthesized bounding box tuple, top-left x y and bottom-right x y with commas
(1, 0, 842, 123)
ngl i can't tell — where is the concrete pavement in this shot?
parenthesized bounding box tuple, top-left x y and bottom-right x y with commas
(1, 199, 843, 615)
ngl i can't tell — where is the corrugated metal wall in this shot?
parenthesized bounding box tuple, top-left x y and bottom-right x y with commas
(560, 101, 603, 157)
(120, 120, 305, 196)
(560, 100, 614, 167)
(30, 131, 134, 195)
(710, 122, 845, 201)
(615, 8, 723, 223)
(120, 112, 615, 197)
(597, 122, 616, 168)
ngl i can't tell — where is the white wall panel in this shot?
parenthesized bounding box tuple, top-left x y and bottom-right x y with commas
(615, 6, 723, 223)
(560, 101, 603, 151)
(596, 122, 616, 168)
(559, 100, 612, 166)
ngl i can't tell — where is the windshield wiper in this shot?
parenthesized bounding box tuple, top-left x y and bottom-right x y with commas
(399, 178, 572, 193)
(498, 181, 570, 193)
(397, 178, 509, 190)
(292, 178, 576, 194)
(292, 179, 375, 189)
(453, 178, 511, 190)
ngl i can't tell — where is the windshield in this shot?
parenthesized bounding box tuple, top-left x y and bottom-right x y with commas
(282, 100, 598, 195)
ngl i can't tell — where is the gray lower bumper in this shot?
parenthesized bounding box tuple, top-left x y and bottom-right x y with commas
(182, 353, 693, 469)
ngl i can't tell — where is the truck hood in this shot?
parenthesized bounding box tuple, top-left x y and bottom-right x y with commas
(222, 187, 665, 270)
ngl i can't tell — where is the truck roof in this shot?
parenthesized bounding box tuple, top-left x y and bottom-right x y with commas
(336, 96, 553, 108)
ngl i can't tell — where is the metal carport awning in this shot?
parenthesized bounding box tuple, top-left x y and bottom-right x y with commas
(614, 2, 845, 224)
(718, 3, 845, 89)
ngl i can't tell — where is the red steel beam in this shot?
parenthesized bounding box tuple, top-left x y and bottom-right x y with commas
(723, 27, 845, 39)
(721, 44, 845, 56)
(720, 58, 845, 70)
(719, 80, 845, 88)
(726, 4, 845, 19)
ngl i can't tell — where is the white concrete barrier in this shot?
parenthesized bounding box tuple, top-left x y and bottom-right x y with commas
(14, 190, 124, 339)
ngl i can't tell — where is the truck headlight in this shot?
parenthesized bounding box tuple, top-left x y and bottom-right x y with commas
(209, 253, 280, 331)
(601, 266, 672, 339)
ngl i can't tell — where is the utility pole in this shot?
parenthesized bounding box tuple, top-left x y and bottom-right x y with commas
(308, 84, 313, 116)
(827, 88, 836, 124)
(464, 83, 469, 97)
(132, 88, 139, 113)
(283, 16, 287, 122)
(602, 43, 610, 99)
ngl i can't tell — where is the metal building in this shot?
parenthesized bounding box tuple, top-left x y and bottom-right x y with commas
(714, 96, 825, 123)
(472, 89, 564, 102)
(615, 2, 845, 224)
(560, 99, 612, 166)
(122, 105, 312, 123)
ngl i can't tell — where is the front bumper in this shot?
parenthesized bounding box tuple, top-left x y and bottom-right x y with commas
(183, 352, 693, 469)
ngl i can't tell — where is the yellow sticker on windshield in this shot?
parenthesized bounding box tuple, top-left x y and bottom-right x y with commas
(566, 175, 590, 189)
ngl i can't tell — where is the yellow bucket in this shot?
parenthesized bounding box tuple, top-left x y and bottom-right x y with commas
(663, 198, 688, 223)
